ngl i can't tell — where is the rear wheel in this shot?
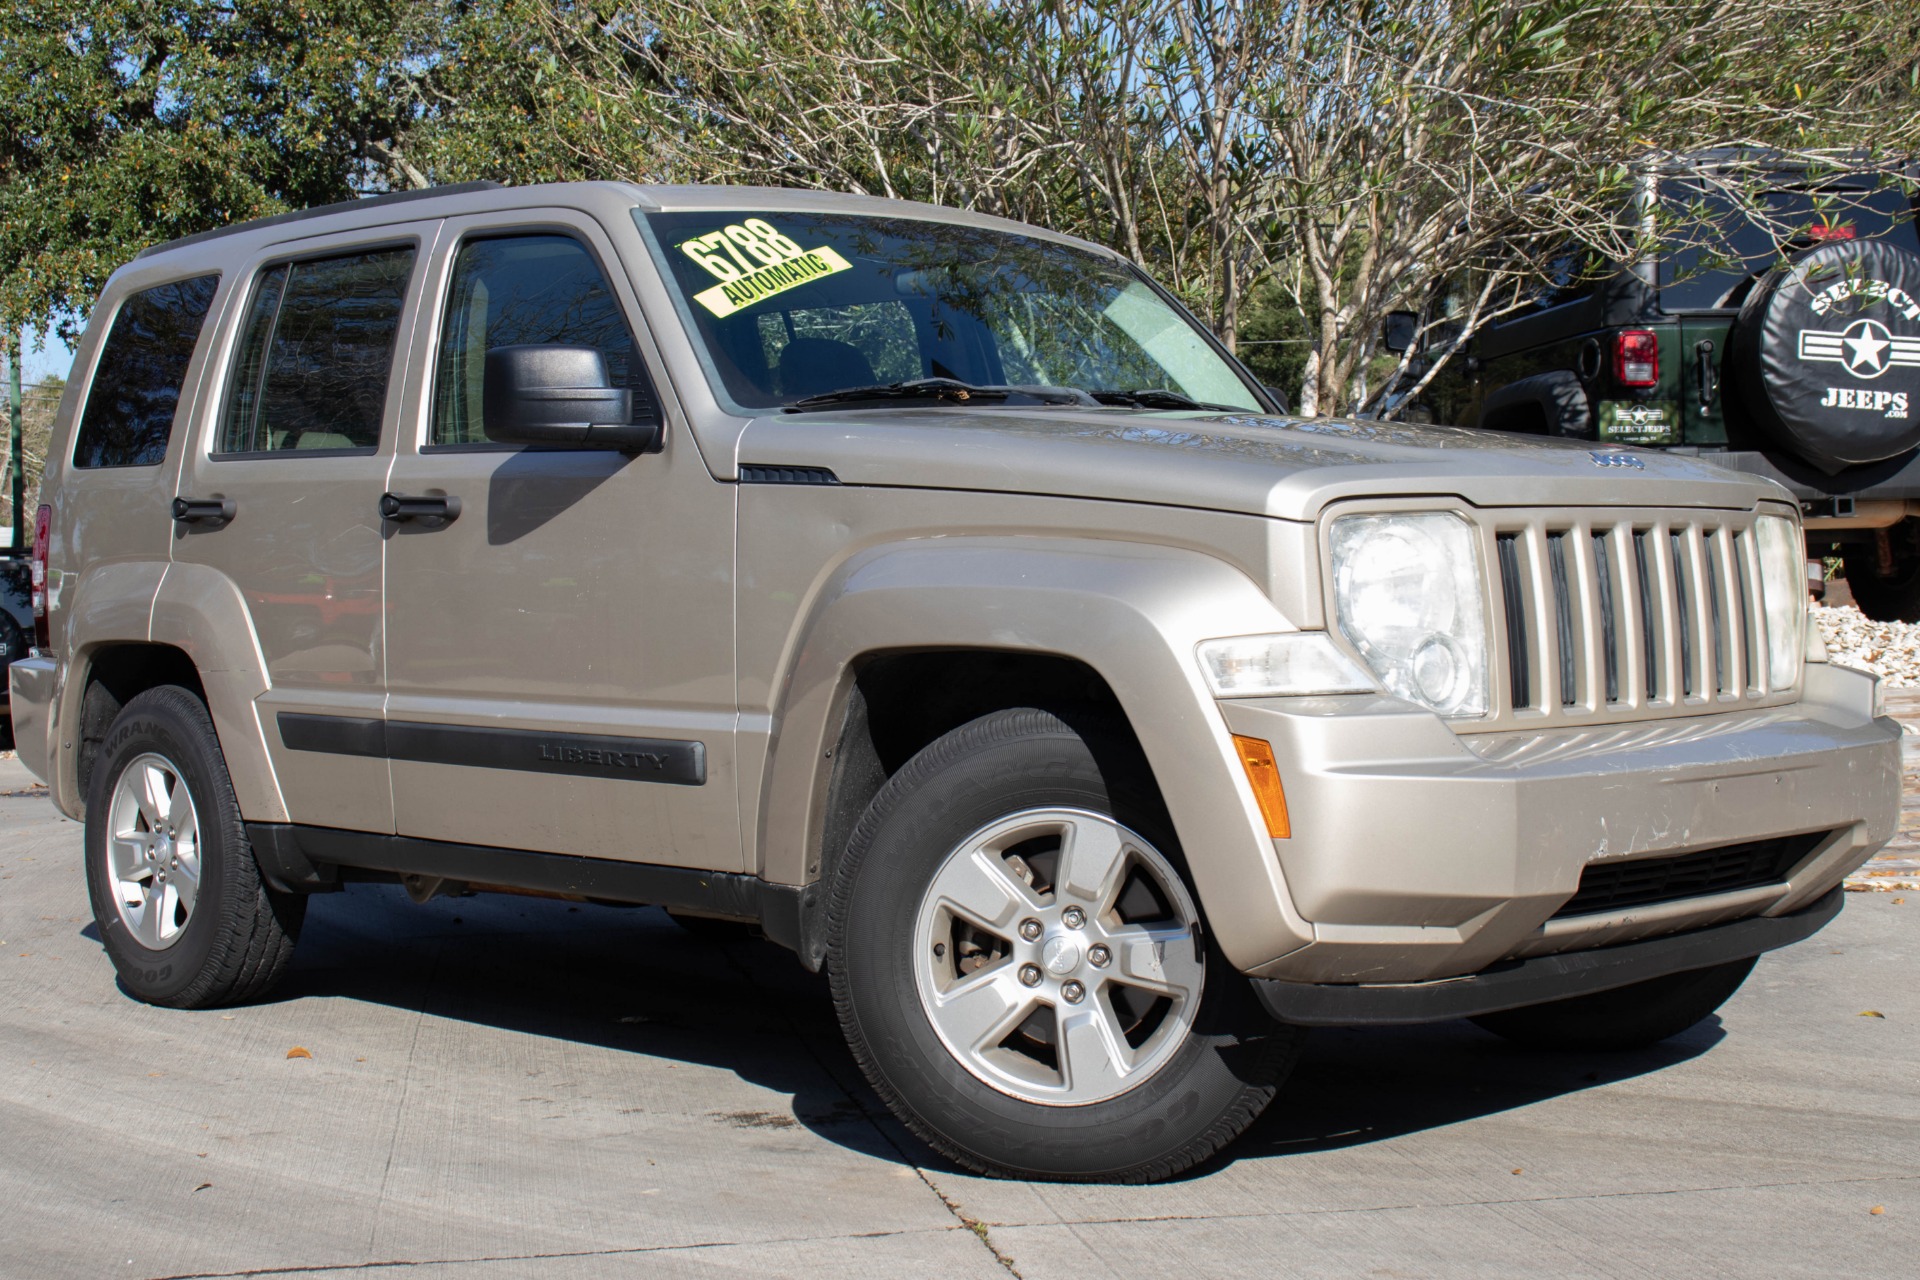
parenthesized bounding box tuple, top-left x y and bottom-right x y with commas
(1470, 956, 1757, 1051)
(829, 708, 1302, 1182)
(84, 686, 304, 1008)
(1842, 523, 1920, 622)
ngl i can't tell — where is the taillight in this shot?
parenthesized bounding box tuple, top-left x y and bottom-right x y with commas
(1808, 223, 1856, 243)
(31, 504, 50, 650)
(1615, 330, 1659, 387)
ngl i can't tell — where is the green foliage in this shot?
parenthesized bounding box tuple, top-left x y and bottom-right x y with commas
(1, 0, 1915, 414)
(0, 0, 512, 336)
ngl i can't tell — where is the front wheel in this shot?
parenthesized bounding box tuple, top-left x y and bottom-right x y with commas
(1470, 956, 1757, 1052)
(829, 709, 1302, 1182)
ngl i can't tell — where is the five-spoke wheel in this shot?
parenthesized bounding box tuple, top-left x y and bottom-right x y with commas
(104, 753, 204, 950)
(913, 808, 1204, 1105)
(85, 686, 303, 1007)
(831, 708, 1302, 1182)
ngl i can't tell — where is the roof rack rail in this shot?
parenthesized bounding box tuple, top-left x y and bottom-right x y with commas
(134, 182, 506, 260)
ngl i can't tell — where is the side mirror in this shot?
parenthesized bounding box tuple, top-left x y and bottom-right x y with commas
(1380, 310, 1419, 355)
(483, 345, 658, 451)
(1263, 384, 1291, 414)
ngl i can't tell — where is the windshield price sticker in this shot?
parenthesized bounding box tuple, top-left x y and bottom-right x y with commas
(678, 219, 853, 318)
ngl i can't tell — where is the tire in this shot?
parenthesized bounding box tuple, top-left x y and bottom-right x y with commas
(1470, 956, 1757, 1052)
(1842, 524, 1920, 622)
(828, 708, 1303, 1183)
(84, 685, 304, 1008)
(1723, 237, 1920, 474)
(0, 614, 26, 750)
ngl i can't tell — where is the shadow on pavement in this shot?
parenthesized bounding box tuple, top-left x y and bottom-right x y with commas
(270, 883, 930, 1169)
(98, 882, 1724, 1180)
(1196, 1018, 1720, 1179)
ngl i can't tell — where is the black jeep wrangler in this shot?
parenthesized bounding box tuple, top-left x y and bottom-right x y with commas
(1387, 159, 1920, 619)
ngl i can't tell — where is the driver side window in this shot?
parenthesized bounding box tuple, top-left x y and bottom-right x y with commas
(431, 234, 656, 446)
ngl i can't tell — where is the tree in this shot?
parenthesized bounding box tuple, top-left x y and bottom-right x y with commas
(0, 1, 480, 337)
(1247, 0, 1920, 415)
(0, 369, 62, 534)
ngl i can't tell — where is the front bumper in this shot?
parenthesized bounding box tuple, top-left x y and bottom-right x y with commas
(1255, 887, 1841, 1025)
(1219, 660, 1899, 985)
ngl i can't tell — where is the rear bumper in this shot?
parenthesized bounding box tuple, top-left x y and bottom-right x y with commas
(1216, 661, 1900, 984)
(1708, 448, 1920, 502)
(1255, 886, 1842, 1025)
(7, 655, 55, 786)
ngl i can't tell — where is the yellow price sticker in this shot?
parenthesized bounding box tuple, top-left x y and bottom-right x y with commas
(677, 219, 854, 318)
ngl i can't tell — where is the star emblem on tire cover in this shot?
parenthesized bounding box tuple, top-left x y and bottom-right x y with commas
(1799, 317, 1920, 380)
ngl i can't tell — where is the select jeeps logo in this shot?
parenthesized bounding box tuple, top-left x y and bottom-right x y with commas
(1799, 318, 1920, 380)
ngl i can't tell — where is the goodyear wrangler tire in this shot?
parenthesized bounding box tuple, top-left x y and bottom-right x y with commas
(1724, 238, 1920, 474)
(827, 708, 1304, 1183)
(84, 686, 304, 1008)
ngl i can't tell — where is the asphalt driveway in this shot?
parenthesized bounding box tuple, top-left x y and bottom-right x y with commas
(0, 753, 1912, 1279)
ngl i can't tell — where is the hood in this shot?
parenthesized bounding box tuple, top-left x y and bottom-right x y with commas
(734, 407, 1787, 521)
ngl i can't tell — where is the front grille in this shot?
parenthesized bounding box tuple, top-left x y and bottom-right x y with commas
(1552, 831, 1829, 919)
(1489, 510, 1785, 728)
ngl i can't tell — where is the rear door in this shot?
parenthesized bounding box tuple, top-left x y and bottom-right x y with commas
(379, 209, 740, 870)
(170, 226, 435, 832)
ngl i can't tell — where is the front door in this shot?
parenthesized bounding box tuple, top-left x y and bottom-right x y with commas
(171, 228, 434, 832)
(380, 212, 740, 869)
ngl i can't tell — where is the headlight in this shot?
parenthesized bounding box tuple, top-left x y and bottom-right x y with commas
(1754, 514, 1804, 692)
(1197, 632, 1378, 697)
(1329, 511, 1489, 717)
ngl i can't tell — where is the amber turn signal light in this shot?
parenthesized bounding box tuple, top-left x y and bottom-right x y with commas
(1231, 734, 1290, 838)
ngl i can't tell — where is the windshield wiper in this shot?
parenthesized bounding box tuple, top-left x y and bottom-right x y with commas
(1092, 388, 1248, 412)
(783, 377, 1099, 412)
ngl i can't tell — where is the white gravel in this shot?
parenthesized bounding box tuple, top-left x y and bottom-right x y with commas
(1812, 603, 1920, 686)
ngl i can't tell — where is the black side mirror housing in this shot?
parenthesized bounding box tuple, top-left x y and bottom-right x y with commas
(483, 345, 659, 451)
(1380, 310, 1419, 355)
(1263, 384, 1291, 414)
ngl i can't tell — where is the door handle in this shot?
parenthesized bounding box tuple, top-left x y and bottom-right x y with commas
(380, 492, 461, 523)
(1694, 339, 1719, 412)
(171, 496, 235, 524)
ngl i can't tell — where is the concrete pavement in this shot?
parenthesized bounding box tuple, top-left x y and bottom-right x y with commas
(0, 753, 1913, 1279)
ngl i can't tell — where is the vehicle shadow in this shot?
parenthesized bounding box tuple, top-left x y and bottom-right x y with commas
(247, 884, 1718, 1181)
(1194, 1019, 1720, 1179)
(263, 883, 924, 1165)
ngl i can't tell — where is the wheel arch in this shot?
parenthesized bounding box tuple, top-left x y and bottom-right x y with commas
(757, 535, 1316, 973)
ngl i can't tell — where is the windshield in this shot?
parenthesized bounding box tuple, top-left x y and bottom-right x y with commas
(635, 209, 1264, 412)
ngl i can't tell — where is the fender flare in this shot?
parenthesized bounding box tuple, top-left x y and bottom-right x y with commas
(756, 536, 1316, 973)
(44, 559, 170, 818)
(1476, 370, 1594, 438)
(148, 561, 289, 823)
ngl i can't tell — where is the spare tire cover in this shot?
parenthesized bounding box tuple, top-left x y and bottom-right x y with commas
(1726, 237, 1920, 474)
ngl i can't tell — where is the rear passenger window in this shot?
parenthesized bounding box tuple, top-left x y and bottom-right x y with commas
(431, 235, 655, 446)
(72, 275, 219, 468)
(218, 248, 414, 454)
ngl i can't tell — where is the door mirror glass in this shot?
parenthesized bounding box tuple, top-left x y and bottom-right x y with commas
(1381, 310, 1419, 355)
(482, 345, 657, 451)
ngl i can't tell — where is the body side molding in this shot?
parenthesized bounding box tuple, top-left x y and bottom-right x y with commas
(276, 712, 707, 785)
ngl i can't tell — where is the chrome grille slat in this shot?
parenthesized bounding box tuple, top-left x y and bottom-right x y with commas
(1486, 508, 1788, 730)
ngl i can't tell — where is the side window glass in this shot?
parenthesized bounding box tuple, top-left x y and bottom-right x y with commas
(431, 235, 656, 446)
(72, 275, 219, 468)
(219, 248, 414, 454)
